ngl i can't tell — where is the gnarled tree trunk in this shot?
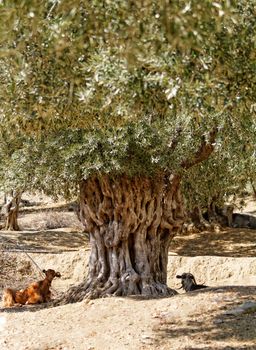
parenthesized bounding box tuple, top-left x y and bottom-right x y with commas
(188, 205, 211, 231)
(60, 173, 185, 303)
(3, 192, 22, 231)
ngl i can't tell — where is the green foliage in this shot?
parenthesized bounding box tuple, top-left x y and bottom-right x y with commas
(0, 0, 255, 201)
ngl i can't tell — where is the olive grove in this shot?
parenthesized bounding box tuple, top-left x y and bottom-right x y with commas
(0, 0, 255, 301)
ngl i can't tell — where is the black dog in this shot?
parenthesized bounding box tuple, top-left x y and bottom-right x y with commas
(176, 272, 207, 292)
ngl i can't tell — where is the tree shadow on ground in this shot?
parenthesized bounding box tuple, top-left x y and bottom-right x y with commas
(0, 229, 88, 252)
(0, 302, 53, 314)
(170, 228, 256, 257)
(153, 286, 256, 350)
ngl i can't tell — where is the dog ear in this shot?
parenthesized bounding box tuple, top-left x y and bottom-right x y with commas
(55, 272, 61, 278)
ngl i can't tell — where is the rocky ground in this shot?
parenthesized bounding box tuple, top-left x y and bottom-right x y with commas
(0, 198, 255, 350)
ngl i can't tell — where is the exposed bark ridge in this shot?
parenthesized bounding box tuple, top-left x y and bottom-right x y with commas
(58, 174, 185, 303)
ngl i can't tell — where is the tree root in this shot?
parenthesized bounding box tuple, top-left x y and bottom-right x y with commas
(54, 278, 178, 306)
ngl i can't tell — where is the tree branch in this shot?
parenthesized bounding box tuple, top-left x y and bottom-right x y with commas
(168, 126, 183, 151)
(182, 128, 218, 170)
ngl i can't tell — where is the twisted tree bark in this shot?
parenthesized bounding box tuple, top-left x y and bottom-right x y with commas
(59, 173, 185, 303)
(55, 129, 217, 304)
(3, 192, 22, 231)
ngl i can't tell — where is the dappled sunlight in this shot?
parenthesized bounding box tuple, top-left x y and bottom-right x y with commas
(170, 228, 256, 257)
(152, 286, 256, 349)
(0, 229, 88, 252)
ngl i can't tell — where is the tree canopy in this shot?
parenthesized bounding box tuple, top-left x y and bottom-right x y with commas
(0, 0, 255, 200)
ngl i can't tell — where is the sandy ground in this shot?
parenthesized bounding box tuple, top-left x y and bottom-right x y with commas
(0, 201, 256, 350)
(1, 286, 256, 350)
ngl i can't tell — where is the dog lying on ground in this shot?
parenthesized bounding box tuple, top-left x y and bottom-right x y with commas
(176, 272, 207, 292)
(2, 269, 61, 307)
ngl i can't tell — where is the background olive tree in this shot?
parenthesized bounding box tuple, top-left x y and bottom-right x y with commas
(182, 116, 256, 229)
(0, 0, 255, 301)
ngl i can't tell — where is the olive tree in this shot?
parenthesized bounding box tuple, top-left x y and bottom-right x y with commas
(0, 130, 26, 230)
(182, 116, 256, 228)
(0, 0, 255, 301)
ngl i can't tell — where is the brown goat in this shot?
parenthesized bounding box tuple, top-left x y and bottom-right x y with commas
(2, 269, 61, 307)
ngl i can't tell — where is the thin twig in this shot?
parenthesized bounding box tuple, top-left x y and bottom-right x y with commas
(46, 0, 59, 19)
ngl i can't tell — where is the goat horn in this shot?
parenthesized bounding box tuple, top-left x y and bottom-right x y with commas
(192, 276, 197, 285)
